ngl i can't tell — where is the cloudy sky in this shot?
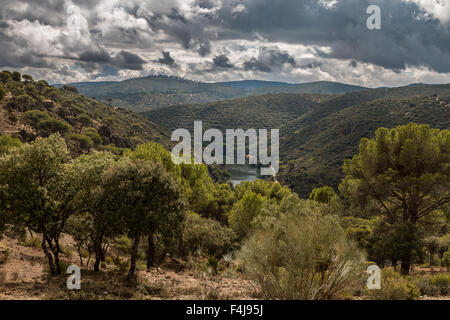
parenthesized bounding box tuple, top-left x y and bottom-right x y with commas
(1, 0, 450, 87)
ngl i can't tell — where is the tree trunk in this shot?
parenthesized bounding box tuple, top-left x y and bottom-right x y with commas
(41, 236, 56, 276)
(94, 234, 103, 272)
(51, 237, 62, 275)
(401, 256, 411, 275)
(178, 233, 184, 259)
(128, 232, 141, 279)
(146, 232, 155, 269)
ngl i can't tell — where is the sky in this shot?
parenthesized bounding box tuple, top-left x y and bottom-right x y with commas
(1, 0, 450, 87)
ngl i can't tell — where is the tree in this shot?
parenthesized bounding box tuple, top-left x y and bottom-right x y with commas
(37, 118, 72, 137)
(228, 191, 273, 239)
(340, 123, 450, 275)
(100, 158, 185, 278)
(69, 152, 118, 272)
(0, 134, 89, 275)
(22, 110, 50, 128)
(0, 135, 21, 155)
(309, 186, 338, 204)
(76, 113, 92, 133)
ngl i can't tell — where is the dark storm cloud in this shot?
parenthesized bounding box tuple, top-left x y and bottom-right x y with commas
(111, 51, 146, 70)
(158, 51, 175, 66)
(214, 0, 450, 72)
(243, 47, 296, 72)
(1, 0, 450, 82)
(213, 54, 234, 69)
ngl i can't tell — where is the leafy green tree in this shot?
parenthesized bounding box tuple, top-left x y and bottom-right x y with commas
(12, 71, 21, 82)
(67, 134, 94, 152)
(82, 128, 103, 146)
(309, 186, 338, 204)
(182, 212, 238, 258)
(14, 94, 35, 111)
(0, 135, 21, 155)
(100, 158, 185, 278)
(235, 180, 291, 202)
(22, 74, 33, 84)
(68, 152, 117, 272)
(22, 110, 50, 128)
(37, 118, 72, 137)
(229, 191, 274, 239)
(0, 135, 89, 275)
(340, 123, 449, 275)
(76, 113, 92, 133)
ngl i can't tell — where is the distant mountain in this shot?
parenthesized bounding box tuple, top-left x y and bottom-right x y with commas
(62, 76, 369, 112)
(61, 75, 246, 113)
(143, 93, 320, 133)
(220, 80, 369, 95)
(218, 80, 295, 91)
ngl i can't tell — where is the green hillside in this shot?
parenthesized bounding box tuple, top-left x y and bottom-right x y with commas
(0, 71, 170, 155)
(143, 93, 320, 133)
(65, 77, 369, 113)
(279, 93, 450, 197)
(64, 75, 246, 112)
(145, 83, 450, 197)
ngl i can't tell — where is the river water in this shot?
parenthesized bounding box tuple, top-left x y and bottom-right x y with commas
(228, 164, 259, 187)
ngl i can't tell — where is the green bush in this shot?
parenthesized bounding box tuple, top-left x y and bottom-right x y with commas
(0, 135, 21, 155)
(67, 134, 94, 150)
(442, 251, 450, 267)
(82, 128, 103, 146)
(239, 210, 366, 300)
(367, 269, 420, 300)
(414, 274, 449, 296)
(24, 236, 41, 248)
(183, 212, 238, 258)
(22, 110, 50, 128)
(0, 85, 5, 101)
(37, 118, 71, 137)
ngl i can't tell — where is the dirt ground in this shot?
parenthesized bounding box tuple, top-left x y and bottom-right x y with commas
(0, 234, 255, 300)
(0, 234, 448, 300)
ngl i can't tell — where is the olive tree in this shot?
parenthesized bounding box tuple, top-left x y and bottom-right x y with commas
(100, 158, 185, 278)
(0, 134, 92, 275)
(340, 123, 449, 275)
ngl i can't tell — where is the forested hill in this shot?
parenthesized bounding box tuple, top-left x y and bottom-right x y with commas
(60, 76, 245, 113)
(143, 93, 321, 133)
(61, 76, 369, 113)
(145, 83, 450, 197)
(0, 70, 170, 155)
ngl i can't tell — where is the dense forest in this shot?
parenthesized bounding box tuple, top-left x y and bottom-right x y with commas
(0, 71, 449, 300)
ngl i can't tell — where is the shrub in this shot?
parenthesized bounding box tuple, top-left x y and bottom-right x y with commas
(22, 110, 50, 128)
(367, 269, 420, 300)
(82, 128, 102, 146)
(0, 135, 21, 155)
(14, 94, 36, 111)
(67, 134, 94, 150)
(239, 210, 366, 300)
(442, 251, 450, 267)
(24, 236, 41, 248)
(414, 274, 450, 296)
(0, 85, 5, 101)
(37, 118, 71, 137)
(183, 212, 238, 258)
